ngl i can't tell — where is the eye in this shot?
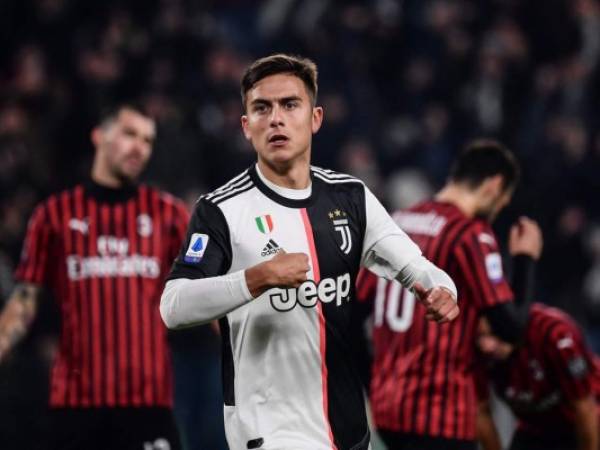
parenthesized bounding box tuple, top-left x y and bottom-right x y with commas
(284, 100, 298, 110)
(123, 128, 137, 138)
(253, 104, 268, 114)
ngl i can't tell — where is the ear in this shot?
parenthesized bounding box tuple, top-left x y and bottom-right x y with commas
(241, 115, 252, 141)
(481, 174, 504, 196)
(91, 126, 102, 148)
(311, 106, 323, 134)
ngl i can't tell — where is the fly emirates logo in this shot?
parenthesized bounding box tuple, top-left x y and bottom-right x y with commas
(67, 235, 160, 281)
(269, 273, 351, 311)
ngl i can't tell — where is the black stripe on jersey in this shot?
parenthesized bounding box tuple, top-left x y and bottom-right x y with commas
(219, 317, 235, 406)
(211, 181, 255, 205)
(203, 171, 250, 200)
(311, 166, 359, 181)
(312, 173, 363, 185)
(304, 187, 368, 449)
(205, 175, 252, 202)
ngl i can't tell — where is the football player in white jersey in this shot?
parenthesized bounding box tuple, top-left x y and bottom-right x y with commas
(161, 54, 459, 450)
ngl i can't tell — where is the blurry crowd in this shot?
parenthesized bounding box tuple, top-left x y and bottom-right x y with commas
(1, 0, 600, 447)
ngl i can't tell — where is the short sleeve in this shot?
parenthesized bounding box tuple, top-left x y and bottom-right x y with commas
(167, 198, 232, 280)
(14, 203, 53, 285)
(454, 224, 514, 309)
(544, 323, 594, 401)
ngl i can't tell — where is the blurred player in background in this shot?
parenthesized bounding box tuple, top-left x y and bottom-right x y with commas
(356, 140, 543, 450)
(160, 53, 459, 450)
(0, 103, 188, 449)
(476, 304, 600, 450)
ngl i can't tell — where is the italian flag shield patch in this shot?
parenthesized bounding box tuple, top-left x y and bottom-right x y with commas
(255, 215, 274, 234)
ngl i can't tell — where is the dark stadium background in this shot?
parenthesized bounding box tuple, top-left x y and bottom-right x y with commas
(1, 0, 600, 448)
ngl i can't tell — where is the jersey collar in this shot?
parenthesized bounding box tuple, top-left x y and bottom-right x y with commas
(249, 165, 320, 208)
(84, 179, 139, 203)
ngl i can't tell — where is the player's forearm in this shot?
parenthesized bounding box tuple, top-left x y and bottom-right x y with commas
(572, 396, 598, 450)
(476, 401, 502, 450)
(396, 255, 457, 299)
(160, 271, 253, 329)
(361, 232, 457, 297)
(0, 284, 39, 361)
(484, 255, 536, 344)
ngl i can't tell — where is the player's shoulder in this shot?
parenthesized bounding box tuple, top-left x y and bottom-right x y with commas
(37, 184, 83, 209)
(528, 303, 583, 348)
(458, 217, 499, 248)
(145, 185, 187, 209)
(395, 200, 475, 240)
(531, 303, 579, 333)
(310, 165, 364, 187)
(200, 169, 254, 206)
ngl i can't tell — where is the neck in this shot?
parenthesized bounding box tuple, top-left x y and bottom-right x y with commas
(91, 161, 126, 189)
(435, 184, 478, 218)
(257, 157, 311, 189)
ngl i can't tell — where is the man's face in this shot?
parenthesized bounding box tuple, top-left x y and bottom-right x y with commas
(241, 74, 323, 169)
(477, 319, 514, 361)
(476, 178, 513, 223)
(95, 108, 155, 183)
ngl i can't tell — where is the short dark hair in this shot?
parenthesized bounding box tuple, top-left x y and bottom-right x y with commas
(241, 54, 318, 109)
(449, 139, 520, 191)
(97, 101, 154, 128)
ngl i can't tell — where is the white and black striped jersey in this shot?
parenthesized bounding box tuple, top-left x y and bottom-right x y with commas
(167, 164, 424, 450)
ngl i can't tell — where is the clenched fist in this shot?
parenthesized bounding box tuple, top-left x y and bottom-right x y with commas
(413, 282, 459, 324)
(509, 216, 543, 260)
(245, 250, 311, 298)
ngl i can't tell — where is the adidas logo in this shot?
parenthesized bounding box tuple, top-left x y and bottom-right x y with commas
(261, 239, 282, 257)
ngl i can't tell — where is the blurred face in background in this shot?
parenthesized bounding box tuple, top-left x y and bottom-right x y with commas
(241, 73, 323, 171)
(477, 319, 514, 361)
(92, 108, 156, 185)
(475, 175, 514, 222)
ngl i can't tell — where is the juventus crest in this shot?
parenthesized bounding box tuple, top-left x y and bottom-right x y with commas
(329, 209, 352, 254)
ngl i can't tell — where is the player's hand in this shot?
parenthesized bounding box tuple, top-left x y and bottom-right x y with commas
(246, 250, 311, 298)
(266, 250, 310, 288)
(413, 283, 459, 324)
(509, 216, 543, 260)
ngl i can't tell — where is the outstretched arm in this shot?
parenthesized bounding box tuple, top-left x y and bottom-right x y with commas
(360, 187, 458, 324)
(0, 283, 40, 362)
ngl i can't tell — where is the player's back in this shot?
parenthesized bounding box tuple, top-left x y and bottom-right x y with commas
(361, 200, 513, 440)
(488, 303, 600, 437)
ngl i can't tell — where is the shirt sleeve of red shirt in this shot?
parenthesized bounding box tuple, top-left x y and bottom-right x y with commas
(14, 202, 53, 285)
(169, 198, 191, 262)
(453, 221, 514, 310)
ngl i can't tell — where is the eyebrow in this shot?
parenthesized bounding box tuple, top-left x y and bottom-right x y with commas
(250, 95, 303, 106)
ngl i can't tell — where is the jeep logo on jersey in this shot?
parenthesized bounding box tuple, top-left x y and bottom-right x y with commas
(255, 214, 274, 234)
(184, 233, 209, 263)
(329, 209, 352, 254)
(269, 273, 351, 311)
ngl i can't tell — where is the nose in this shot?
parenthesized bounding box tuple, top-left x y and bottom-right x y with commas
(269, 104, 284, 128)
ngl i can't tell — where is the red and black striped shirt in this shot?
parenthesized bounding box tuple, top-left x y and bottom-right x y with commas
(356, 200, 514, 440)
(476, 303, 600, 438)
(15, 181, 189, 408)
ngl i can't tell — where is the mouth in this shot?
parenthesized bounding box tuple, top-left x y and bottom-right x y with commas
(268, 134, 289, 146)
